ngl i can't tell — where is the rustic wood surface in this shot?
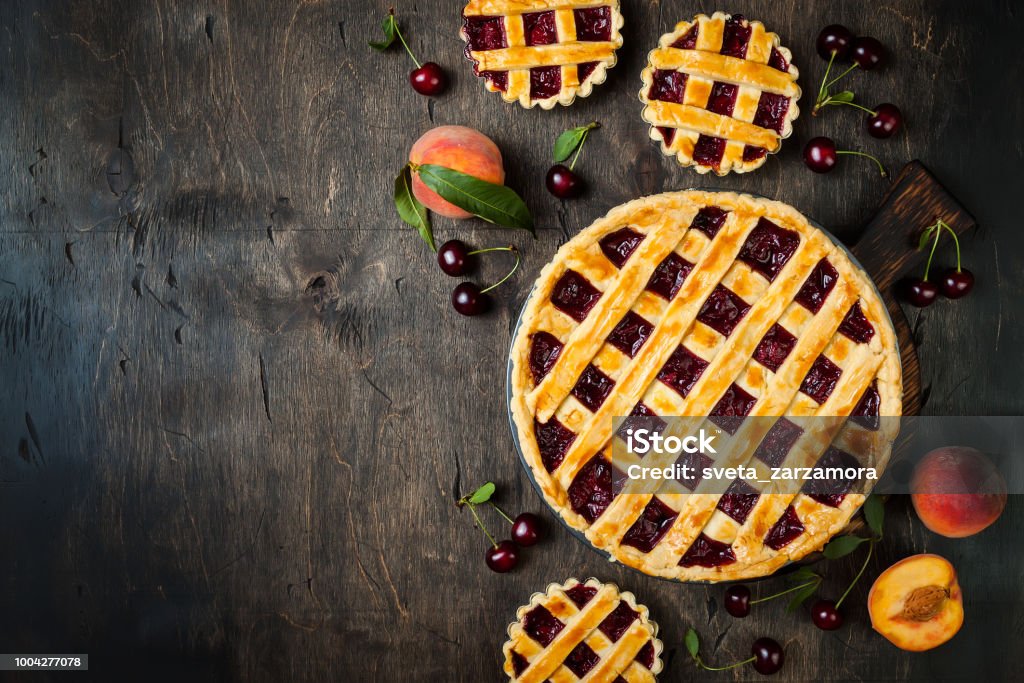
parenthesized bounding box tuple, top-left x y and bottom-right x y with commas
(1, 1, 1021, 681)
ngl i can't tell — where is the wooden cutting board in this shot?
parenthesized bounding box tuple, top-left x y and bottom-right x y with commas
(848, 160, 977, 417)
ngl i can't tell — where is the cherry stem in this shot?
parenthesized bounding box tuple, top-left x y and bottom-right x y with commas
(466, 502, 497, 548)
(923, 221, 943, 281)
(467, 246, 515, 257)
(829, 100, 877, 116)
(836, 150, 888, 178)
(390, 10, 421, 69)
(814, 51, 837, 112)
(837, 539, 875, 608)
(824, 63, 858, 89)
(750, 578, 821, 604)
(479, 246, 521, 294)
(695, 655, 757, 671)
(938, 219, 962, 271)
(569, 123, 599, 170)
(490, 502, 514, 525)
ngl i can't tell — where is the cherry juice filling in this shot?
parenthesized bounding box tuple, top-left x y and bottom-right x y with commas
(717, 479, 760, 524)
(742, 145, 768, 162)
(697, 285, 751, 337)
(599, 602, 639, 642)
(571, 363, 616, 412)
(692, 134, 727, 169)
(565, 584, 598, 609)
(616, 402, 667, 445)
(529, 331, 563, 383)
(577, 61, 599, 82)
(752, 92, 791, 134)
(800, 355, 843, 405)
(656, 345, 708, 398)
(672, 24, 699, 49)
(838, 301, 875, 343)
(463, 15, 506, 52)
(807, 446, 859, 507)
(564, 642, 600, 678)
(568, 456, 615, 523)
(599, 227, 645, 267)
(522, 10, 557, 46)
(535, 418, 576, 473)
(709, 383, 757, 434)
(675, 451, 713, 491)
(551, 269, 602, 322)
(530, 65, 562, 100)
(690, 205, 729, 239)
(852, 381, 881, 430)
(511, 650, 529, 676)
(755, 418, 803, 468)
(607, 311, 654, 359)
(706, 81, 739, 116)
(647, 69, 687, 103)
(621, 496, 678, 553)
(753, 323, 797, 373)
(738, 217, 800, 281)
(646, 252, 693, 300)
(720, 15, 752, 59)
(679, 533, 737, 568)
(657, 126, 676, 146)
(795, 258, 838, 313)
(483, 70, 508, 91)
(764, 505, 804, 550)
(574, 6, 612, 41)
(768, 47, 789, 72)
(522, 605, 564, 647)
(637, 641, 656, 669)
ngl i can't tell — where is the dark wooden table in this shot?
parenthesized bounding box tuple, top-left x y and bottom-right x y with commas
(2, 1, 1021, 681)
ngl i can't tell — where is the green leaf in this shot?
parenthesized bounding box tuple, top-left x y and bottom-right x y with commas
(467, 482, 496, 505)
(684, 628, 700, 658)
(917, 225, 937, 250)
(369, 14, 397, 50)
(864, 494, 885, 538)
(823, 534, 869, 560)
(786, 581, 820, 612)
(831, 90, 855, 103)
(416, 164, 534, 233)
(552, 122, 598, 162)
(787, 566, 821, 583)
(394, 165, 434, 251)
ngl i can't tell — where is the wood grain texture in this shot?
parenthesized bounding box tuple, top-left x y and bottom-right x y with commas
(1, 1, 1022, 682)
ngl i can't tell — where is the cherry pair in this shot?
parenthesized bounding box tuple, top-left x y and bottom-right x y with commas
(903, 219, 975, 307)
(438, 240, 520, 316)
(457, 483, 545, 573)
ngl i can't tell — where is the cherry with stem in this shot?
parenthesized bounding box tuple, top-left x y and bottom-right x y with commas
(804, 137, 887, 177)
(457, 483, 519, 572)
(905, 218, 973, 304)
(373, 8, 447, 96)
(452, 246, 520, 316)
(686, 629, 784, 676)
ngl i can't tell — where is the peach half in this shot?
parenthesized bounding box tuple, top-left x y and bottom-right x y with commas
(911, 446, 1007, 538)
(408, 125, 504, 219)
(868, 554, 964, 652)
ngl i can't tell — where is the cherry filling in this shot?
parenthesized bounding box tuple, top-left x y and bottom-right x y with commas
(535, 418, 576, 473)
(657, 127, 676, 146)
(522, 605, 564, 646)
(697, 285, 751, 337)
(764, 505, 804, 550)
(795, 258, 838, 313)
(768, 47, 790, 72)
(616, 402, 667, 446)
(799, 355, 843, 405)
(637, 641, 656, 669)
(656, 345, 709, 398)
(621, 496, 678, 553)
(851, 381, 881, 431)
(483, 70, 508, 92)
(529, 331, 563, 383)
(647, 69, 687, 104)
(752, 93, 791, 134)
(742, 145, 768, 162)
(717, 479, 760, 524)
(551, 269, 602, 322)
(599, 601, 639, 642)
(709, 383, 757, 434)
(577, 61, 599, 82)
(676, 451, 713, 491)
(574, 6, 612, 41)
(530, 65, 562, 100)
(565, 583, 598, 608)
(720, 15, 752, 59)
(807, 446, 859, 507)
(672, 24, 699, 49)
(738, 217, 800, 281)
(755, 418, 803, 468)
(706, 81, 739, 116)
(753, 323, 797, 373)
(607, 311, 654, 358)
(646, 252, 693, 300)
(571, 364, 616, 412)
(838, 301, 875, 343)
(463, 15, 507, 52)
(692, 134, 727, 169)
(599, 227, 645, 267)
(568, 456, 615, 523)
(679, 533, 737, 568)
(510, 651, 529, 677)
(522, 11, 557, 46)
(564, 642, 600, 678)
(689, 205, 729, 239)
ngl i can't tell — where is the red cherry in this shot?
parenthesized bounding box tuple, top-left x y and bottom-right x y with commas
(867, 103, 903, 139)
(810, 599, 844, 630)
(903, 278, 939, 307)
(438, 239, 471, 276)
(751, 638, 784, 675)
(724, 585, 751, 618)
(410, 62, 447, 96)
(485, 540, 519, 573)
(940, 268, 975, 299)
(851, 37, 885, 70)
(803, 137, 838, 173)
(452, 282, 490, 316)
(816, 25, 855, 61)
(546, 164, 584, 199)
(511, 513, 544, 547)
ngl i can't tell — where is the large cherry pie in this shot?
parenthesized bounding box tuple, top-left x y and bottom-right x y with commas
(509, 191, 902, 582)
(461, 0, 624, 109)
(639, 13, 801, 175)
(503, 578, 663, 682)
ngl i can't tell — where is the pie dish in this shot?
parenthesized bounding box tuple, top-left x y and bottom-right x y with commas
(460, 0, 624, 109)
(509, 191, 902, 582)
(502, 577, 663, 682)
(639, 13, 800, 175)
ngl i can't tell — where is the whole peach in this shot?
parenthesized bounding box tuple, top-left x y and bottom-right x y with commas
(911, 446, 1007, 538)
(409, 125, 504, 219)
